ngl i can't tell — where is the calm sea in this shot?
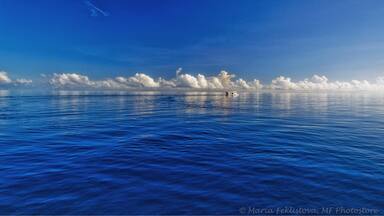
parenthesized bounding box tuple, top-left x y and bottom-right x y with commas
(0, 90, 383, 215)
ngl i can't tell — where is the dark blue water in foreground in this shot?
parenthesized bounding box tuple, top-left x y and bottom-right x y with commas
(0, 90, 383, 215)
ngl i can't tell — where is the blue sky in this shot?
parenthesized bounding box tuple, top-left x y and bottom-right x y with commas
(1, 0, 384, 82)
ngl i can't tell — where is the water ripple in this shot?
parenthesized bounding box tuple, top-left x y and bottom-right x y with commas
(0, 91, 383, 214)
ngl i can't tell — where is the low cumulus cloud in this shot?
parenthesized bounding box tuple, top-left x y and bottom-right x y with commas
(270, 75, 384, 90)
(50, 69, 263, 90)
(0, 71, 32, 86)
(4, 68, 384, 91)
(15, 79, 33, 84)
(0, 71, 12, 84)
(49, 68, 384, 91)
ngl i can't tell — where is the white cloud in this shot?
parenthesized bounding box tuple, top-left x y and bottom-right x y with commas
(48, 70, 384, 91)
(0, 71, 12, 84)
(269, 74, 384, 91)
(50, 73, 92, 88)
(49, 70, 251, 90)
(50, 72, 161, 89)
(15, 79, 33, 85)
(270, 76, 296, 90)
(0, 71, 32, 86)
(128, 73, 160, 88)
(377, 77, 384, 85)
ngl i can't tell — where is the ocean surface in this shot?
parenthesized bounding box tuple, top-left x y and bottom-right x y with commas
(0, 90, 383, 215)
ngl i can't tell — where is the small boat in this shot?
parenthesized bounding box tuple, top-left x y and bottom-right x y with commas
(225, 91, 239, 97)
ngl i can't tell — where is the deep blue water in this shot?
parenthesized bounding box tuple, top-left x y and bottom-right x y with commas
(0, 90, 383, 215)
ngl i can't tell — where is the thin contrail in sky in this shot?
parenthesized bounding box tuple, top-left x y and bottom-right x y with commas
(84, 1, 109, 17)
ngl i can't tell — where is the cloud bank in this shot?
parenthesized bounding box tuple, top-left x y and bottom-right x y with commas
(0, 71, 32, 86)
(269, 75, 384, 91)
(49, 69, 263, 90)
(3, 69, 384, 91)
(49, 69, 384, 91)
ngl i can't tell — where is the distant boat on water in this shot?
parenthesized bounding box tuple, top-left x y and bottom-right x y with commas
(225, 91, 239, 97)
